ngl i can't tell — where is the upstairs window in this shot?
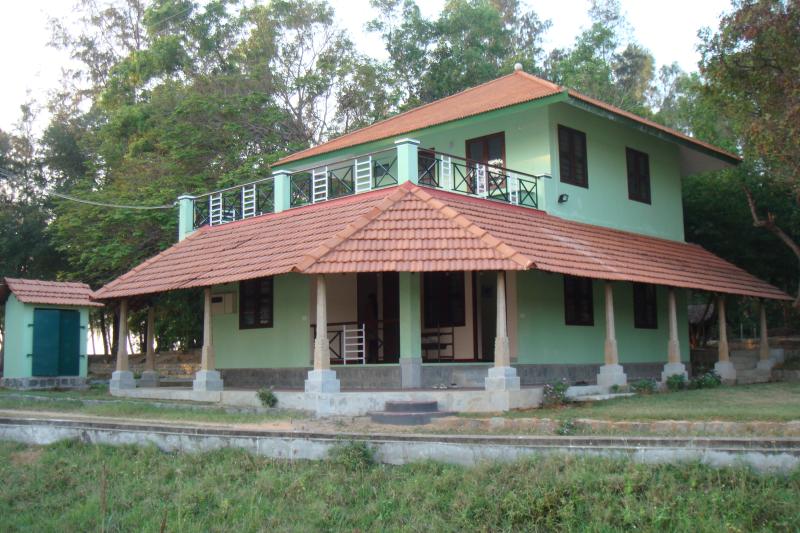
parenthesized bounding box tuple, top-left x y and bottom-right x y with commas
(239, 277, 274, 329)
(466, 132, 506, 167)
(564, 275, 594, 326)
(558, 125, 588, 187)
(626, 148, 651, 204)
(633, 283, 658, 329)
(423, 272, 466, 328)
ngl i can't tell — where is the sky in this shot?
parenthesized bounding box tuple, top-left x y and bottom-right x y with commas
(0, 0, 733, 133)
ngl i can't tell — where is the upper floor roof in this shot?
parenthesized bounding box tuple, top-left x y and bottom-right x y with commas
(276, 69, 740, 174)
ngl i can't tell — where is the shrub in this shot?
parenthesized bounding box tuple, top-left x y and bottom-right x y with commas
(665, 373, 687, 392)
(328, 441, 375, 471)
(256, 387, 278, 408)
(630, 379, 657, 395)
(689, 371, 722, 390)
(556, 418, 577, 436)
(542, 379, 570, 407)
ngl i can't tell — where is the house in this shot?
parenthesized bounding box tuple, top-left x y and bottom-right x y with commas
(0, 278, 102, 389)
(93, 67, 790, 414)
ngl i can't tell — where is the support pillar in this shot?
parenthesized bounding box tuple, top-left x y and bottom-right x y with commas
(756, 300, 775, 371)
(139, 306, 159, 387)
(109, 299, 135, 391)
(395, 138, 420, 185)
(305, 275, 340, 393)
(193, 287, 224, 391)
(713, 294, 736, 382)
(177, 194, 195, 241)
(661, 287, 688, 382)
(597, 281, 627, 389)
(399, 272, 422, 389)
(485, 271, 520, 391)
(273, 170, 292, 213)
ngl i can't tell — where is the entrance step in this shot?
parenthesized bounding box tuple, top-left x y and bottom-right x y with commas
(368, 400, 454, 425)
(737, 369, 771, 385)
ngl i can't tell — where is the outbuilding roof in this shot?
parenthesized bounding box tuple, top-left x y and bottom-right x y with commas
(94, 182, 789, 301)
(276, 70, 740, 167)
(0, 278, 103, 307)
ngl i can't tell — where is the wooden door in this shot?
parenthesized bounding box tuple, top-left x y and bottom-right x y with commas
(58, 310, 81, 376)
(382, 272, 400, 363)
(32, 309, 60, 376)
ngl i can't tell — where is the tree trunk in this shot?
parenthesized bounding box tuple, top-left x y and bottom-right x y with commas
(744, 186, 800, 307)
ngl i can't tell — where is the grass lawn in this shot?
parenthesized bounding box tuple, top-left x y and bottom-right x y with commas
(510, 382, 800, 423)
(0, 440, 798, 532)
(0, 388, 305, 425)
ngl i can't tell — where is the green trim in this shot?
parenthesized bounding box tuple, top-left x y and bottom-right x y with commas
(399, 272, 421, 360)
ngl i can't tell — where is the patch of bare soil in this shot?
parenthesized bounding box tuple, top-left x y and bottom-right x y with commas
(10, 448, 42, 466)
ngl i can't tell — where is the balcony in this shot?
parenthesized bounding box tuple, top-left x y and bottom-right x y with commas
(190, 142, 549, 231)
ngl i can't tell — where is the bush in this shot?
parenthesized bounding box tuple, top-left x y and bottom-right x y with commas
(630, 379, 657, 395)
(328, 441, 375, 471)
(689, 371, 722, 390)
(665, 373, 687, 392)
(556, 418, 577, 436)
(542, 379, 570, 407)
(256, 387, 278, 408)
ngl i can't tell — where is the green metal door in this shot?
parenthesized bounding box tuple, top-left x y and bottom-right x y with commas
(58, 310, 81, 376)
(32, 309, 60, 376)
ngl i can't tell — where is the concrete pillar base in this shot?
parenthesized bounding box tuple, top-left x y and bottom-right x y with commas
(661, 362, 688, 383)
(109, 370, 136, 391)
(714, 361, 737, 383)
(400, 358, 422, 389)
(596, 364, 627, 390)
(138, 370, 160, 388)
(304, 369, 340, 393)
(756, 359, 776, 371)
(193, 370, 224, 392)
(485, 366, 521, 391)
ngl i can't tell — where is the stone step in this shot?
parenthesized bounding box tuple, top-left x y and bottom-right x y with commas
(384, 400, 439, 413)
(368, 410, 454, 426)
(737, 369, 771, 385)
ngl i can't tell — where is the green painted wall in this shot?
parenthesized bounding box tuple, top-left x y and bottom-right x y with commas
(212, 274, 312, 369)
(399, 272, 421, 359)
(516, 271, 690, 365)
(2, 294, 89, 378)
(546, 102, 685, 241)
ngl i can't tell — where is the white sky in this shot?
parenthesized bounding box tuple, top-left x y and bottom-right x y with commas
(0, 0, 732, 133)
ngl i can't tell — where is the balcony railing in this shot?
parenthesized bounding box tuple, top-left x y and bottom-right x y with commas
(188, 143, 549, 231)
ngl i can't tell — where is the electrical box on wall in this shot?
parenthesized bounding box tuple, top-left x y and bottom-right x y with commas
(211, 293, 235, 315)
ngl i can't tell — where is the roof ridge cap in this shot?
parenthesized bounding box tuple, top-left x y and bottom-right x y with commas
(293, 185, 412, 272)
(409, 186, 534, 270)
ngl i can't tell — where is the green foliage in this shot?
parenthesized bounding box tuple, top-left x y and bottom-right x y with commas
(328, 441, 375, 471)
(542, 379, 570, 407)
(256, 387, 278, 408)
(689, 371, 722, 390)
(556, 418, 577, 436)
(630, 379, 657, 395)
(665, 374, 687, 392)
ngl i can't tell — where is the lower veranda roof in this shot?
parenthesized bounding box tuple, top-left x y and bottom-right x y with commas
(1, 278, 103, 307)
(93, 182, 790, 301)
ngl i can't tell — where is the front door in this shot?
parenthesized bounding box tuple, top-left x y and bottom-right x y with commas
(32, 308, 81, 377)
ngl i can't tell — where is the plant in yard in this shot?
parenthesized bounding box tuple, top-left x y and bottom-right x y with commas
(556, 418, 577, 436)
(666, 374, 687, 392)
(256, 387, 278, 408)
(630, 379, 657, 395)
(689, 371, 722, 390)
(328, 441, 375, 471)
(542, 379, 570, 407)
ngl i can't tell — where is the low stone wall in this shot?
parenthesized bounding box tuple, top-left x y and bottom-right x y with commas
(221, 362, 665, 390)
(0, 376, 87, 390)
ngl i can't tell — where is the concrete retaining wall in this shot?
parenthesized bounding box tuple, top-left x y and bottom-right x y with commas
(1, 416, 798, 472)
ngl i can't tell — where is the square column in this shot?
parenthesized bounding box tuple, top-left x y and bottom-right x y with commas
(597, 281, 627, 389)
(395, 139, 420, 185)
(193, 287, 224, 391)
(305, 275, 340, 392)
(273, 170, 292, 213)
(485, 271, 520, 391)
(109, 299, 135, 391)
(756, 300, 775, 371)
(139, 306, 159, 387)
(661, 287, 688, 382)
(177, 194, 195, 241)
(399, 272, 422, 389)
(713, 295, 736, 382)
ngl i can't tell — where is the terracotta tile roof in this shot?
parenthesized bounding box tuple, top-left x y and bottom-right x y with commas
(1, 278, 103, 307)
(276, 71, 739, 166)
(94, 183, 789, 301)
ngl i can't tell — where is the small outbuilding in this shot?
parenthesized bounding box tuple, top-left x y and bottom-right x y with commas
(0, 278, 102, 389)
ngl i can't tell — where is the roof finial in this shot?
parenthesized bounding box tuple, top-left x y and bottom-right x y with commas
(514, 62, 523, 72)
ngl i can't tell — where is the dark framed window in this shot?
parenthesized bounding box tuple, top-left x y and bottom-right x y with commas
(626, 147, 651, 204)
(564, 275, 594, 326)
(239, 277, 274, 329)
(423, 272, 466, 328)
(418, 147, 437, 186)
(633, 283, 658, 329)
(466, 132, 506, 167)
(558, 125, 588, 187)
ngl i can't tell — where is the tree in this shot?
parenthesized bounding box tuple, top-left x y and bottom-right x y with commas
(699, 0, 800, 305)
